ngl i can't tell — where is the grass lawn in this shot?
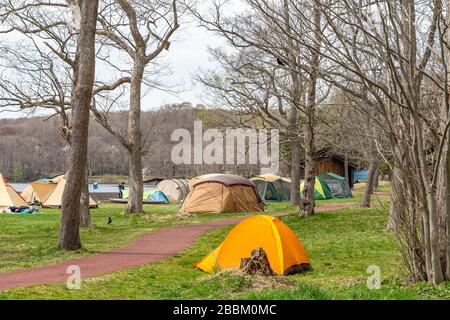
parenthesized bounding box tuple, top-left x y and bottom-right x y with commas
(0, 202, 261, 273)
(1, 182, 449, 300)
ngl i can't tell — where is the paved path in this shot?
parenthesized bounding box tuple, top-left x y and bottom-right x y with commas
(0, 203, 352, 292)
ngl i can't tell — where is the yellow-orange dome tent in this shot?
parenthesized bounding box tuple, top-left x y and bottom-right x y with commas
(195, 215, 310, 275)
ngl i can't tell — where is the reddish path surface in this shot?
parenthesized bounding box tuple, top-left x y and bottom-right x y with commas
(0, 203, 351, 292)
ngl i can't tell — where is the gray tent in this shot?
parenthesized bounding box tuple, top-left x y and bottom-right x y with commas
(318, 172, 353, 198)
(156, 179, 189, 201)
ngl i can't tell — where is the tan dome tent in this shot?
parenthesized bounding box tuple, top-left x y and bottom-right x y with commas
(43, 176, 98, 208)
(156, 179, 189, 201)
(21, 180, 58, 204)
(188, 173, 222, 190)
(0, 173, 28, 208)
(180, 174, 264, 214)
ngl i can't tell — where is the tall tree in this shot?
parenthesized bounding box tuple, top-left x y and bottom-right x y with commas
(192, 0, 329, 212)
(59, 0, 99, 249)
(92, 0, 180, 214)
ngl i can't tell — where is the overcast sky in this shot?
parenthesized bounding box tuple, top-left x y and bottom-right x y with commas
(0, 21, 225, 119)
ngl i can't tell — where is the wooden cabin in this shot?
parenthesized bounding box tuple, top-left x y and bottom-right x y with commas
(301, 148, 357, 188)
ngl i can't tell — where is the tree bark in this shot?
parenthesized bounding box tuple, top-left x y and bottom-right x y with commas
(126, 58, 145, 214)
(289, 108, 301, 205)
(80, 162, 92, 227)
(373, 167, 379, 190)
(300, 116, 316, 216)
(344, 153, 349, 183)
(59, 0, 99, 250)
(300, 0, 320, 217)
(362, 137, 378, 208)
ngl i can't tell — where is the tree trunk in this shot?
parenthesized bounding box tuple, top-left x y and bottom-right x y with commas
(373, 167, 379, 190)
(344, 153, 349, 183)
(282, 0, 302, 206)
(289, 108, 301, 205)
(59, 0, 99, 250)
(299, 0, 320, 217)
(80, 162, 92, 227)
(300, 117, 316, 216)
(387, 164, 404, 230)
(362, 137, 378, 208)
(126, 59, 144, 214)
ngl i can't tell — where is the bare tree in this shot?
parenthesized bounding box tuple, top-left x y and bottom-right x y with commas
(0, 0, 96, 227)
(91, 0, 180, 214)
(59, 0, 99, 249)
(192, 0, 329, 213)
(316, 0, 448, 284)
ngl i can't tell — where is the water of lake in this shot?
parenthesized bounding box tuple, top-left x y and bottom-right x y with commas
(11, 183, 155, 193)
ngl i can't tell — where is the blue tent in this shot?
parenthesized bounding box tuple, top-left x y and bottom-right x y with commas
(122, 189, 170, 204)
(354, 170, 368, 182)
(143, 190, 169, 204)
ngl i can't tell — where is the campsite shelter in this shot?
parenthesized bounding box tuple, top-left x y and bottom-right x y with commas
(300, 176, 333, 200)
(156, 179, 189, 201)
(21, 180, 58, 204)
(42, 176, 98, 208)
(122, 189, 170, 204)
(318, 172, 353, 198)
(180, 174, 264, 214)
(195, 215, 310, 275)
(0, 173, 29, 207)
(251, 174, 291, 202)
(188, 173, 222, 190)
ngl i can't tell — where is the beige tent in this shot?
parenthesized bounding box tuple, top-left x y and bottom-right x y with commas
(188, 173, 222, 190)
(21, 181, 58, 204)
(0, 173, 29, 208)
(156, 179, 189, 201)
(43, 176, 98, 208)
(180, 174, 264, 214)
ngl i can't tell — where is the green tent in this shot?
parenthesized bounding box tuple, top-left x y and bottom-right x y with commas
(300, 176, 333, 200)
(251, 174, 291, 202)
(318, 172, 353, 198)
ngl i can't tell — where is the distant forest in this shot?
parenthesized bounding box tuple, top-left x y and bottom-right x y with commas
(0, 103, 279, 182)
(0, 102, 367, 182)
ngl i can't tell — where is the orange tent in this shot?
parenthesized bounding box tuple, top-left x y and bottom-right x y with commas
(195, 215, 310, 275)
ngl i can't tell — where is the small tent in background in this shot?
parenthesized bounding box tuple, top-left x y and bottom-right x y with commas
(43, 176, 98, 208)
(144, 190, 169, 204)
(156, 179, 189, 201)
(195, 215, 310, 275)
(300, 176, 333, 200)
(0, 173, 28, 207)
(120, 189, 169, 204)
(181, 174, 264, 214)
(251, 174, 291, 202)
(21, 180, 58, 204)
(318, 173, 353, 198)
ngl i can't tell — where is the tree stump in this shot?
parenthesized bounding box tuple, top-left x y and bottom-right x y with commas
(240, 247, 275, 276)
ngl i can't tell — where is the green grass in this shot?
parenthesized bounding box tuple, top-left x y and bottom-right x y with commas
(0, 202, 261, 273)
(88, 174, 129, 184)
(2, 181, 448, 300)
(1, 195, 449, 300)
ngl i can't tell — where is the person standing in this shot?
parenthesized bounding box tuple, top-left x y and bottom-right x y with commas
(118, 182, 125, 198)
